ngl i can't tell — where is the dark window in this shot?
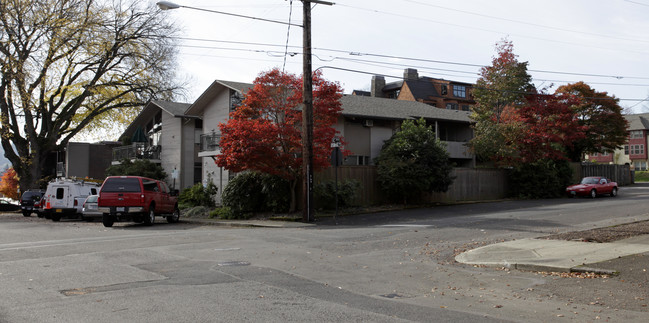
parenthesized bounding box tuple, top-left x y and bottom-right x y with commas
(624, 145, 629, 155)
(90, 188, 97, 195)
(453, 85, 466, 98)
(343, 155, 370, 166)
(441, 85, 448, 95)
(446, 103, 459, 110)
(143, 180, 158, 192)
(461, 105, 470, 111)
(101, 178, 142, 193)
(160, 182, 170, 194)
(56, 188, 64, 199)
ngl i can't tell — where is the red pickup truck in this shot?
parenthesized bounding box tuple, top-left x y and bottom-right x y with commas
(98, 176, 180, 227)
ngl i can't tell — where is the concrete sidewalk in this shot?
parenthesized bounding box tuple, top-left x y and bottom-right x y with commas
(455, 234, 649, 273)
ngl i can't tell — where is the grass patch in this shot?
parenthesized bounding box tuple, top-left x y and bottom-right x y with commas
(635, 171, 649, 182)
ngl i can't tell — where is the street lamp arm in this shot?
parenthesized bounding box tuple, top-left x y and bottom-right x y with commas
(156, 1, 303, 27)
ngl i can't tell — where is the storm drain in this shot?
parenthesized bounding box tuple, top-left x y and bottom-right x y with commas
(217, 261, 251, 267)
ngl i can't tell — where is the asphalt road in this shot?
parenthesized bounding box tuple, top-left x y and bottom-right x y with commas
(1, 184, 649, 322)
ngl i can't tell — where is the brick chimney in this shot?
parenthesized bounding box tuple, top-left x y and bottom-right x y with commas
(371, 75, 385, 98)
(404, 68, 418, 80)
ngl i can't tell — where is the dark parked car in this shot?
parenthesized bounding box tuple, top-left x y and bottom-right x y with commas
(0, 199, 20, 212)
(20, 190, 45, 216)
(566, 176, 618, 198)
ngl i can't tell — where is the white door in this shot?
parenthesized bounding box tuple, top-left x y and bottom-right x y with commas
(51, 186, 70, 208)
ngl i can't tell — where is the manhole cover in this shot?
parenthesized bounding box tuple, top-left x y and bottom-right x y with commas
(217, 261, 250, 267)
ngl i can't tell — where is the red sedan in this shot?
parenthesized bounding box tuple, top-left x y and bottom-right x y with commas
(566, 176, 618, 198)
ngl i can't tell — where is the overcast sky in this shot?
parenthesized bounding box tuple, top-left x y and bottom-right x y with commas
(158, 0, 649, 113)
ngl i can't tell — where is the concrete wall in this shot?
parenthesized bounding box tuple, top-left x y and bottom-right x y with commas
(200, 87, 233, 204)
(66, 142, 119, 180)
(160, 113, 185, 189)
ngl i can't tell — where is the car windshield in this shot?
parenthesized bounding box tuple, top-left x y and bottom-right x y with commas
(21, 192, 42, 201)
(581, 177, 599, 184)
(86, 195, 98, 203)
(101, 178, 141, 192)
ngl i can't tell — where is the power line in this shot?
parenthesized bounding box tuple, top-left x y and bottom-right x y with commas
(282, 0, 294, 72)
(403, 0, 649, 44)
(315, 65, 649, 102)
(335, 3, 649, 56)
(172, 37, 649, 80)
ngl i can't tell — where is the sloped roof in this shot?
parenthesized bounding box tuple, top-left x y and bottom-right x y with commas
(403, 78, 439, 100)
(152, 100, 193, 118)
(186, 80, 253, 115)
(625, 113, 649, 130)
(121, 100, 193, 139)
(340, 94, 472, 123)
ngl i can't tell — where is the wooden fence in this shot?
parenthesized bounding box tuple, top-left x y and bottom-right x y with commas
(570, 163, 633, 186)
(314, 163, 633, 207)
(314, 166, 509, 206)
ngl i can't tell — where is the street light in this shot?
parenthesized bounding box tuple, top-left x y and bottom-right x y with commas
(156, 1, 333, 222)
(156, 1, 303, 27)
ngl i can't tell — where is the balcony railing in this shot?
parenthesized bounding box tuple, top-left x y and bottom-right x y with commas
(112, 143, 161, 162)
(200, 133, 221, 152)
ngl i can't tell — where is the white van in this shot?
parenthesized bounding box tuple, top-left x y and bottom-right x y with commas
(42, 178, 100, 221)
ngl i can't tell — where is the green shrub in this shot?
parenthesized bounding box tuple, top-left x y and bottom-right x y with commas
(374, 118, 454, 205)
(183, 206, 210, 218)
(178, 181, 218, 208)
(260, 173, 291, 213)
(508, 159, 573, 199)
(314, 180, 361, 210)
(209, 207, 236, 219)
(221, 171, 290, 218)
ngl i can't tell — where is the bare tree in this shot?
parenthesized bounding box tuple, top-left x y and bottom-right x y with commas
(0, 0, 182, 190)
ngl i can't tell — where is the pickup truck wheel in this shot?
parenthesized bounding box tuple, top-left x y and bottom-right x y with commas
(167, 207, 180, 223)
(22, 211, 31, 217)
(51, 213, 61, 222)
(144, 208, 155, 226)
(102, 214, 114, 227)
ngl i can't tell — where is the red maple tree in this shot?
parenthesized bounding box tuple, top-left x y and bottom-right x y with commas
(216, 68, 344, 211)
(514, 93, 587, 163)
(0, 167, 20, 200)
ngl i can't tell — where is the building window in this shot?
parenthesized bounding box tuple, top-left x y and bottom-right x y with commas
(446, 103, 459, 110)
(343, 155, 370, 166)
(229, 90, 243, 112)
(602, 151, 609, 156)
(630, 130, 643, 139)
(631, 144, 645, 155)
(453, 85, 466, 98)
(461, 105, 470, 111)
(624, 145, 629, 155)
(634, 161, 647, 171)
(441, 85, 448, 95)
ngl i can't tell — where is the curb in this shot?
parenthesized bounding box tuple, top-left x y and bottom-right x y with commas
(180, 218, 314, 228)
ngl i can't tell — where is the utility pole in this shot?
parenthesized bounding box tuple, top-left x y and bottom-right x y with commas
(302, 0, 314, 222)
(301, 0, 333, 222)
